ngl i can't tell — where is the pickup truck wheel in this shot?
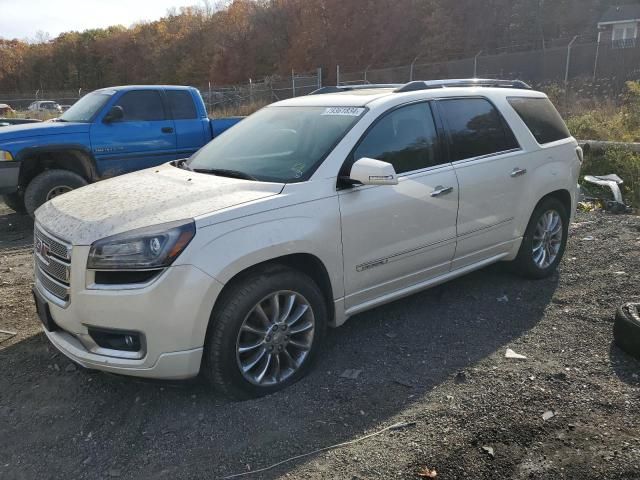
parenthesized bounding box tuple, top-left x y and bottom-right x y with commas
(512, 197, 569, 279)
(203, 268, 327, 400)
(24, 169, 87, 217)
(1, 192, 26, 213)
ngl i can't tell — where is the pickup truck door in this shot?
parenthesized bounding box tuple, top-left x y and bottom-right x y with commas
(165, 89, 210, 158)
(435, 97, 525, 270)
(91, 89, 177, 177)
(338, 102, 459, 311)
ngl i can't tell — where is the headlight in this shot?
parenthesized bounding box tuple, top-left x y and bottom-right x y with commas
(0, 150, 14, 161)
(87, 220, 196, 270)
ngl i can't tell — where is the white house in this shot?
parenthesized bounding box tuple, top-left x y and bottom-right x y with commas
(598, 4, 640, 47)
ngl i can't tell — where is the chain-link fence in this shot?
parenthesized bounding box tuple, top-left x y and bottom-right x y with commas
(336, 36, 640, 114)
(1, 38, 639, 117)
(198, 70, 322, 115)
(0, 71, 323, 118)
(337, 37, 640, 85)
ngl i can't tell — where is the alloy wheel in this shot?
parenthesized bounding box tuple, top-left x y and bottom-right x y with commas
(532, 209, 563, 269)
(236, 290, 315, 386)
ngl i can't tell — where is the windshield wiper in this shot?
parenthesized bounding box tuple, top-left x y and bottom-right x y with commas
(192, 168, 258, 181)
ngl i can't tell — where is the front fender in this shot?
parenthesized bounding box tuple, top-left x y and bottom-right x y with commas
(15, 142, 99, 186)
(181, 198, 343, 301)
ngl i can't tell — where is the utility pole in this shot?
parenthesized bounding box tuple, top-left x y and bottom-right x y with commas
(565, 36, 578, 88)
(409, 54, 422, 82)
(363, 64, 371, 84)
(473, 51, 483, 77)
(291, 70, 296, 97)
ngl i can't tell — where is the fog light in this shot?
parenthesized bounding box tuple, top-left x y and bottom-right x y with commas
(88, 327, 142, 352)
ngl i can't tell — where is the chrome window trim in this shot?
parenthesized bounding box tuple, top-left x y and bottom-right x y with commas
(450, 147, 523, 167)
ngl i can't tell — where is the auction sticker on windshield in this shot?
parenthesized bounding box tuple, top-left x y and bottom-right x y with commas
(322, 107, 365, 116)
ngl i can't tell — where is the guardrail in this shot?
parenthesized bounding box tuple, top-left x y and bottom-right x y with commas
(579, 140, 640, 154)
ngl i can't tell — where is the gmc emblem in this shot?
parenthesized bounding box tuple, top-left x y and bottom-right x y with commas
(35, 238, 51, 261)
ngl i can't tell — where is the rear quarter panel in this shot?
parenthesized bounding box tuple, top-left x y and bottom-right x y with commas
(493, 94, 580, 239)
(516, 139, 581, 233)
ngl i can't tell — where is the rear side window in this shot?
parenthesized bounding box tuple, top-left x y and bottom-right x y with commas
(115, 90, 165, 121)
(508, 97, 571, 144)
(167, 90, 197, 120)
(352, 102, 442, 174)
(438, 98, 519, 161)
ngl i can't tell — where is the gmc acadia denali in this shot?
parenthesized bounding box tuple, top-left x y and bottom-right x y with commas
(31, 79, 581, 399)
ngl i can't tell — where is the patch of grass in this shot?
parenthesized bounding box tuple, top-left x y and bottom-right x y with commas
(563, 81, 640, 143)
(210, 101, 268, 118)
(12, 110, 58, 121)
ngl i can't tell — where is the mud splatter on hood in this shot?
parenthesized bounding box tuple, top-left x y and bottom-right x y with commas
(35, 163, 284, 245)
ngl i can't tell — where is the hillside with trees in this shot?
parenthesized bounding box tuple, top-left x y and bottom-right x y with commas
(0, 0, 638, 92)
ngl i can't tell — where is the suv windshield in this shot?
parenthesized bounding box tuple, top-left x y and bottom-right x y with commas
(59, 91, 113, 122)
(188, 106, 365, 183)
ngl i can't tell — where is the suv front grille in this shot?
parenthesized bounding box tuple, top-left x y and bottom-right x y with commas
(34, 225, 71, 304)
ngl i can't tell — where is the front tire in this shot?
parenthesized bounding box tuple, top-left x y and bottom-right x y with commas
(203, 267, 327, 399)
(512, 197, 569, 279)
(24, 169, 87, 217)
(1, 192, 26, 213)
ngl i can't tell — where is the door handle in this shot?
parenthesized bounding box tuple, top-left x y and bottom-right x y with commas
(511, 167, 527, 177)
(161, 127, 174, 134)
(431, 186, 454, 197)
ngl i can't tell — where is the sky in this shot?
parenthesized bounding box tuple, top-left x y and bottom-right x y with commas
(0, 0, 205, 41)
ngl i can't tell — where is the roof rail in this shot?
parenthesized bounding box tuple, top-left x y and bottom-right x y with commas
(394, 78, 532, 93)
(309, 84, 402, 95)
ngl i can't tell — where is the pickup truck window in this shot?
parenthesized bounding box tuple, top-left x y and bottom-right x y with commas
(59, 91, 112, 122)
(115, 90, 166, 122)
(352, 102, 440, 174)
(167, 90, 197, 120)
(188, 106, 364, 183)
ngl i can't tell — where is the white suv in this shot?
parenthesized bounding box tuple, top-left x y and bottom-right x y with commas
(27, 100, 62, 113)
(33, 79, 581, 398)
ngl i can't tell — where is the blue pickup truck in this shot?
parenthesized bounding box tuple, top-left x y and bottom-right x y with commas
(0, 85, 241, 216)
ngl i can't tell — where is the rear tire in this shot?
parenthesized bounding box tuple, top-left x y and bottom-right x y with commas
(24, 169, 87, 218)
(202, 267, 327, 400)
(512, 197, 569, 279)
(1, 192, 26, 213)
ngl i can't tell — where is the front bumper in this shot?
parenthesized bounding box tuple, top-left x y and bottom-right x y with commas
(0, 161, 20, 195)
(36, 251, 223, 379)
(43, 327, 204, 379)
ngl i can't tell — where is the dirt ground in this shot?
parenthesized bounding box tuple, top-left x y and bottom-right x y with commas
(0, 203, 639, 480)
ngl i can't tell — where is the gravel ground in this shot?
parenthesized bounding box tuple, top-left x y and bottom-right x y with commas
(0, 203, 639, 480)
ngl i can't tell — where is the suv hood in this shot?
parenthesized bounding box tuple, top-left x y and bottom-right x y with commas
(0, 121, 89, 141)
(36, 164, 284, 245)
